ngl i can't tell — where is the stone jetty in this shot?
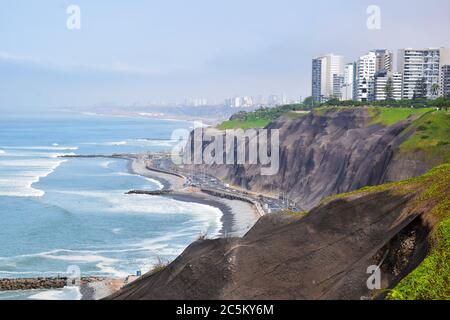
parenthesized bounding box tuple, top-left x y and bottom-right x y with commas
(0, 277, 106, 291)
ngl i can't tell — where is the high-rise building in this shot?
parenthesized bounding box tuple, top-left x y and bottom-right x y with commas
(356, 51, 377, 101)
(442, 65, 450, 98)
(374, 49, 393, 75)
(340, 63, 356, 101)
(189, 98, 208, 107)
(311, 54, 344, 102)
(233, 96, 242, 108)
(242, 96, 254, 107)
(333, 74, 344, 99)
(398, 47, 450, 99)
(374, 72, 403, 101)
(312, 58, 323, 102)
(356, 49, 395, 102)
(268, 94, 279, 106)
(281, 93, 288, 105)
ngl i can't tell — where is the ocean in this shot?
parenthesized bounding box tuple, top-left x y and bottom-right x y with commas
(0, 112, 222, 300)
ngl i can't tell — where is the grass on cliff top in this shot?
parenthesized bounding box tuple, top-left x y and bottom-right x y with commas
(283, 111, 310, 120)
(323, 164, 450, 300)
(399, 110, 450, 163)
(312, 106, 433, 126)
(217, 104, 306, 129)
(217, 117, 271, 130)
(367, 107, 434, 126)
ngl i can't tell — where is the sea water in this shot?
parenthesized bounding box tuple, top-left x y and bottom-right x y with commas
(0, 112, 222, 299)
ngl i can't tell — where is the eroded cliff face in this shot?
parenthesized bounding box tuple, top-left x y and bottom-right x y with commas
(108, 165, 449, 300)
(197, 108, 429, 210)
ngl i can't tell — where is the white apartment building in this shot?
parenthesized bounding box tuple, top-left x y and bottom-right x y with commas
(374, 72, 403, 101)
(356, 50, 394, 101)
(442, 65, 450, 98)
(340, 63, 355, 100)
(312, 54, 344, 102)
(375, 49, 393, 74)
(398, 47, 450, 99)
(356, 51, 377, 101)
(233, 96, 242, 108)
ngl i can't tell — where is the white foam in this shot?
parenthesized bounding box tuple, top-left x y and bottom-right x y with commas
(41, 252, 118, 264)
(107, 141, 127, 146)
(145, 178, 164, 190)
(113, 172, 164, 190)
(0, 158, 66, 197)
(81, 112, 98, 116)
(100, 160, 115, 169)
(1, 248, 128, 278)
(96, 262, 129, 278)
(56, 189, 220, 215)
(29, 286, 82, 300)
(0, 146, 78, 151)
(0, 150, 72, 158)
(83, 139, 175, 148)
(129, 138, 175, 147)
(49, 189, 223, 239)
(1, 248, 127, 261)
(0, 150, 4, 155)
(111, 228, 122, 235)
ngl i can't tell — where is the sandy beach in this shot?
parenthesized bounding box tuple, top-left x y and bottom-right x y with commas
(129, 155, 261, 237)
(79, 154, 261, 299)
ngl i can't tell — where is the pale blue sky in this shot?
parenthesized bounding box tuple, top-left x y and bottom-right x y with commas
(1, 0, 449, 109)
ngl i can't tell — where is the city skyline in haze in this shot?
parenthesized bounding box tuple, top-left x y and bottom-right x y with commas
(1, 0, 450, 110)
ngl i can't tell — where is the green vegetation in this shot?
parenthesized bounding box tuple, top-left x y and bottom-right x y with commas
(368, 107, 434, 126)
(282, 210, 309, 218)
(322, 97, 450, 109)
(218, 118, 271, 130)
(388, 219, 450, 300)
(283, 111, 310, 120)
(387, 165, 450, 300)
(150, 257, 170, 275)
(217, 104, 305, 129)
(217, 96, 450, 130)
(323, 165, 450, 300)
(399, 111, 450, 163)
(311, 107, 449, 164)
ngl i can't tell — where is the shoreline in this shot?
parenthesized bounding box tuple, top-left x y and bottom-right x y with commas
(128, 155, 260, 237)
(0, 153, 260, 300)
(72, 110, 221, 127)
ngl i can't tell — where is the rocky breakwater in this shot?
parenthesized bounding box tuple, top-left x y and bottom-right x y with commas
(0, 278, 67, 291)
(126, 189, 173, 195)
(0, 277, 106, 291)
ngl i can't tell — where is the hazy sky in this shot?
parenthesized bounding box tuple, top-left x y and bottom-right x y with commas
(1, 0, 449, 110)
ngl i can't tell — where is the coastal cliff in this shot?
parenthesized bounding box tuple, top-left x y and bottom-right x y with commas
(196, 107, 448, 210)
(108, 107, 449, 300)
(109, 165, 449, 300)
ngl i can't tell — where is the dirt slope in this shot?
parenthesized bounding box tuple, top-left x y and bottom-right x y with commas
(108, 165, 449, 300)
